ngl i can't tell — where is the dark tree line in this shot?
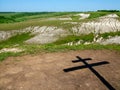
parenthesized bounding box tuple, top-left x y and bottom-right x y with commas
(97, 10, 120, 12)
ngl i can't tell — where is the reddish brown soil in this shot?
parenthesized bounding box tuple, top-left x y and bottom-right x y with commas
(0, 50, 120, 90)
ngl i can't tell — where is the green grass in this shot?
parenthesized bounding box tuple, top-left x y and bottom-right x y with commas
(0, 20, 64, 30)
(53, 33, 94, 45)
(20, 44, 120, 54)
(0, 32, 34, 61)
(0, 19, 76, 31)
(0, 12, 76, 30)
(0, 43, 120, 61)
(99, 31, 120, 39)
(71, 15, 80, 21)
(0, 31, 120, 61)
(0, 52, 21, 62)
(88, 12, 110, 19)
(0, 32, 33, 49)
(1, 11, 119, 31)
(0, 11, 120, 61)
(0, 12, 77, 24)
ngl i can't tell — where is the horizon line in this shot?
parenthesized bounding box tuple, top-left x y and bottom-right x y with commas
(0, 9, 120, 13)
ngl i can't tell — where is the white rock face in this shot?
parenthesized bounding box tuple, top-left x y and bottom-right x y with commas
(75, 13, 90, 19)
(100, 14, 119, 18)
(0, 29, 31, 41)
(58, 17, 72, 20)
(64, 22, 78, 24)
(0, 48, 23, 53)
(0, 31, 13, 41)
(72, 14, 120, 34)
(46, 17, 72, 21)
(101, 36, 120, 45)
(0, 26, 68, 44)
(25, 26, 68, 44)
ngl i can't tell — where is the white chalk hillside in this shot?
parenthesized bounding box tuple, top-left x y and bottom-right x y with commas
(0, 13, 120, 45)
(72, 14, 120, 34)
(75, 13, 90, 19)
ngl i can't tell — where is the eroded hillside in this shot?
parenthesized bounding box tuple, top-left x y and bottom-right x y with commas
(0, 12, 120, 60)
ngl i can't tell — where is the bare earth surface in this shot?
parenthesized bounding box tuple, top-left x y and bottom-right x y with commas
(0, 50, 120, 90)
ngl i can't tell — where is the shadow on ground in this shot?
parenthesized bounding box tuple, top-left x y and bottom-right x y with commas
(64, 56, 115, 90)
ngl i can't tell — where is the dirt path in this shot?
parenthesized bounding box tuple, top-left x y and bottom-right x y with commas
(0, 50, 120, 90)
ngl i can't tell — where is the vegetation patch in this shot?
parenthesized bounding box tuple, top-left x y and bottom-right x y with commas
(71, 15, 80, 21)
(53, 33, 94, 45)
(0, 11, 120, 61)
(99, 31, 120, 39)
(0, 20, 63, 30)
(0, 52, 21, 61)
(0, 43, 120, 61)
(0, 32, 33, 49)
(0, 32, 33, 61)
(21, 44, 120, 53)
(0, 12, 77, 24)
(88, 12, 110, 19)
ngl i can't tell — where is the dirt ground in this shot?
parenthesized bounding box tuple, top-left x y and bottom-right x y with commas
(0, 50, 120, 90)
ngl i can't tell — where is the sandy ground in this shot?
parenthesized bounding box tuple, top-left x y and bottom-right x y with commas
(0, 50, 120, 90)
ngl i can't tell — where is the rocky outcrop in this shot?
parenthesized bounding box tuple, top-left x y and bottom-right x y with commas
(25, 26, 68, 44)
(72, 14, 120, 34)
(100, 36, 120, 45)
(46, 17, 72, 21)
(0, 29, 31, 41)
(0, 48, 23, 53)
(75, 13, 90, 19)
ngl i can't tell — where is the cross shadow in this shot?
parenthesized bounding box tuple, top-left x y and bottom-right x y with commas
(63, 56, 115, 90)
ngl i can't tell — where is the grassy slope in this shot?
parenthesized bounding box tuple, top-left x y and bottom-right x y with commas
(0, 31, 120, 61)
(0, 11, 117, 30)
(0, 11, 120, 31)
(0, 32, 34, 49)
(0, 12, 76, 30)
(0, 11, 120, 61)
(0, 33, 34, 61)
(88, 12, 110, 19)
(53, 33, 94, 45)
(0, 12, 75, 23)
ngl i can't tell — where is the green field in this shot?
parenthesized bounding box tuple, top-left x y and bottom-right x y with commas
(0, 11, 120, 30)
